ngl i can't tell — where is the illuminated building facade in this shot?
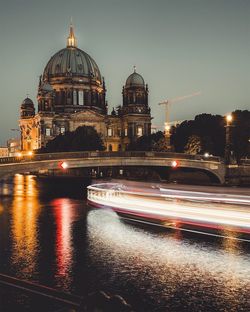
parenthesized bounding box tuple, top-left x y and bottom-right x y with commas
(0, 147, 8, 157)
(19, 25, 151, 152)
(7, 138, 21, 157)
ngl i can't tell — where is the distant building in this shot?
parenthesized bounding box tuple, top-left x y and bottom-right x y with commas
(19, 24, 152, 152)
(0, 147, 8, 158)
(7, 138, 21, 157)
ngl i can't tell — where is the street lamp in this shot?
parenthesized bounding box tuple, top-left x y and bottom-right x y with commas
(224, 113, 236, 166)
(226, 114, 233, 125)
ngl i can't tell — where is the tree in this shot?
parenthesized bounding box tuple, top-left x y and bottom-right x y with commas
(172, 113, 225, 156)
(232, 110, 250, 159)
(41, 126, 105, 153)
(172, 111, 250, 158)
(153, 137, 169, 152)
(128, 131, 165, 151)
(184, 135, 202, 155)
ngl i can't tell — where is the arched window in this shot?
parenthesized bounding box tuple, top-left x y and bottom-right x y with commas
(73, 90, 77, 105)
(78, 90, 84, 105)
(137, 126, 143, 137)
(107, 128, 112, 137)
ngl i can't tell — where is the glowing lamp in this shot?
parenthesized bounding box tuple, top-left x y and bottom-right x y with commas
(226, 114, 233, 123)
(28, 151, 33, 156)
(17, 152, 22, 157)
(204, 152, 209, 158)
(171, 160, 178, 168)
(165, 123, 171, 133)
(59, 161, 68, 170)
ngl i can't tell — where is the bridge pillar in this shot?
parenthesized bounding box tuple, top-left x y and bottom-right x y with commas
(224, 165, 241, 186)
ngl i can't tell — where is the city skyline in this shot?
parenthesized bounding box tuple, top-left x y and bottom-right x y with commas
(0, 0, 250, 144)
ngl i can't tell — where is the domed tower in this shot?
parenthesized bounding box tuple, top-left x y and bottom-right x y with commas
(20, 97, 35, 118)
(19, 97, 39, 151)
(122, 67, 149, 115)
(121, 67, 151, 144)
(39, 24, 106, 114)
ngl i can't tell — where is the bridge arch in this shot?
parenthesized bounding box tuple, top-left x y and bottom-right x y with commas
(0, 151, 225, 184)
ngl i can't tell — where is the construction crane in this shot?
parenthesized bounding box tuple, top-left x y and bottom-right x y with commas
(159, 91, 201, 150)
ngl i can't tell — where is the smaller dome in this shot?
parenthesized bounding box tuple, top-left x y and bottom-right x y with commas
(20, 97, 35, 118)
(125, 71, 145, 87)
(21, 97, 34, 107)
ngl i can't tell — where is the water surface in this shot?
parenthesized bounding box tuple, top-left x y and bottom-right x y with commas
(0, 175, 249, 311)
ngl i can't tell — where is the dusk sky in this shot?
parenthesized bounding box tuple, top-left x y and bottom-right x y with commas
(0, 0, 249, 145)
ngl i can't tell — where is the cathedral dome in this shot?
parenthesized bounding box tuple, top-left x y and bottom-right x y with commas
(38, 24, 106, 114)
(125, 69, 145, 88)
(43, 24, 102, 83)
(43, 47, 102, 83)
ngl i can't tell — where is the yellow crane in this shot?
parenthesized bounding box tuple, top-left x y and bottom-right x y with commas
(159, 91, 201, 150)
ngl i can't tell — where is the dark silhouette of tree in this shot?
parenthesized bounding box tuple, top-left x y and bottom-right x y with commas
(232, 110, 250, 159)
(184, 135, 202, 155)
(172, 111, 250, 158)
(128, 131, 165, 151)
(41, 126, 104, 153)
(172, 114, 225, 156)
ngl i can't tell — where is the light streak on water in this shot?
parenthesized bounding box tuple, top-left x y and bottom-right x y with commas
(87, 209, 250, 311)
(88, 183, 250, 234)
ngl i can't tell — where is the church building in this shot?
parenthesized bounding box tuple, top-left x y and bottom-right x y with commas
(19, 24, 151, 152)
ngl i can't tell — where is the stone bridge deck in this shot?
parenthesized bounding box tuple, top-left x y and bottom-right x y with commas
(0, 151, 227, 183)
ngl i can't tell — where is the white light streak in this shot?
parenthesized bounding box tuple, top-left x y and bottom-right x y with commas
(88, 184, 250, 234)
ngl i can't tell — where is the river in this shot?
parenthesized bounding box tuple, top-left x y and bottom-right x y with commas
(0, 175, 249, 311)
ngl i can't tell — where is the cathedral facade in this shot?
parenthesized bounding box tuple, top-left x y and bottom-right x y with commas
(19, 25, 151, 152)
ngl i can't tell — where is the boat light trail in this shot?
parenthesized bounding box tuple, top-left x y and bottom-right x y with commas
(87, 183, 250, 234)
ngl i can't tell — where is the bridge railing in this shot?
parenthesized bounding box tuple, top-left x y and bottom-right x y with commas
(0, 151, 222, 165)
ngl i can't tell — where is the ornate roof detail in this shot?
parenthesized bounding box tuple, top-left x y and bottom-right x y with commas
(43, 47, 102, 83)
(67, 22, 77, 48)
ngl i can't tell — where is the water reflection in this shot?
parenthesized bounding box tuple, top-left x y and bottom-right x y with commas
(1, 176, 249, 311)
(87, 209, 250, 312)
(52, 198, 74, 289)
(11, 175, 41, 279)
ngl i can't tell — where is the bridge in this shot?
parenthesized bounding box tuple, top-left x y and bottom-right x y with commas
(0, 151, 225, 183)
(0, 151, 249, 185)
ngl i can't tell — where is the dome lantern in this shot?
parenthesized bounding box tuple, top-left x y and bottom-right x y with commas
(67, 23, 77, 48)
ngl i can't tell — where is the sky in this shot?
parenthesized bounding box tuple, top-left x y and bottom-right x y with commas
(0, 0, 249, 145)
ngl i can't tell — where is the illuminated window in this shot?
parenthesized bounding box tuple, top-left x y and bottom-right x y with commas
(60, 127, 65, 134)
(107, 128, 112, 137)
(137, 126, 143, 137)
(73, 90, 77, 105)
(124, 128, 128, 136)
(78, 90, 84, 105)
(45, 128, 51, 136)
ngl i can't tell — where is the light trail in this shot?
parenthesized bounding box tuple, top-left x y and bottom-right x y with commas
(87, 183, 250, 235)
